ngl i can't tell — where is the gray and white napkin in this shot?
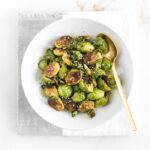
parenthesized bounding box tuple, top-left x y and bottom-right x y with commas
(18, 12, 136, 136)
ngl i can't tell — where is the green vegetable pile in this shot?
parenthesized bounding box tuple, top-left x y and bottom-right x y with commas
(38, 34, 117, 118)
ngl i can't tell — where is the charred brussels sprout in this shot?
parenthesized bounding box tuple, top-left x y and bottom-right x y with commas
(83, 52, 102, 65)
(58, 85, 73, 99)
(77, 41, 94, 53)
(87, 89, 104, 100)
(48, 96, 64, 111)
(97, 78, 111, 91)
(78, 101, 95, 112)
(43, 61, 60, 78)
(38, 59, 48, 71)
(43, 86, 58, 97)
(93, 34, 108, 54)
(58, 64, 68, 79)
(64, 101, 77, 112)
(72, 91, 86, 102)
(79, 79, 94, 93)
(101, 57, 112, 72)
(55, 36, 72, 49)
(66, 69, 81, 85)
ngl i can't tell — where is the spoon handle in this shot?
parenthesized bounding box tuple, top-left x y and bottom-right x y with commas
(112, 63, 137, 131)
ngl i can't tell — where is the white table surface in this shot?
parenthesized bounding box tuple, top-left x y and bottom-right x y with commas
(0, 0, 150, 150)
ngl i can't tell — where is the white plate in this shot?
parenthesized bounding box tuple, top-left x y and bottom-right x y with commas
(21, 18, 133, 130)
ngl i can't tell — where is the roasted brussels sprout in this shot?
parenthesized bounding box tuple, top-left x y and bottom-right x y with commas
(55, 36, 72, 49)
(77, 41, 94, 53)
(101, 57, 112, 72)
(44, 48, 55, 61)
(78, 101, 95, 112)
(106, 74, 117, 89)
(72, 51, 83, 60)
(87, 89, 104, 100)
(92, 68, 106, 79)
(79, 79, 94, 93)
(41, 74, 54, 84)
(62, 53, 72, 66)
(38, 59, 48, 71)
(58, 64, 68, 79)
(54, 48, 66, 56)
(48, 96, 64, 111)
(58, 84, 73, 99)
(43, 61, 60, 78)
(64, 101, 77, 112)
(66, 69, 81, 85)
(72, 91, 86, 102)
(43, 86, 58, 97)
(87, 109, 96, 118)
(83, 52, 102, 65)
(97, 78, 111, 91)
(95, 97, 108, 107)
(93, 34, 108, 54)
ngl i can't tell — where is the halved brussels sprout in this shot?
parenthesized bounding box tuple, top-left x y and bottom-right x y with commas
(66, 69, 81, 85)
(106, 74, 117, 89)
(41, 74, 55, 84)
(78, 101, 95, 112)
(101, 57, 112, 72)
(97, 78, 111, 91)
(83, 52, 102, 65)
(95, 97, 108, 107)
(48, 96, 64, 111)
(77, 41, 94, 53)
(93, 34, 108, 54)
(55, 36, 72, 49)
(72, 91, 86, 102)
(62, 53, 72, 66)
(72, 51, 83, 60)
(87, 89, 104, 100)
(91, 68, 106, 79)
(43, 86, 58, 97)
(54, 48, 66, 56)
(45, 48, 55, 61)
(64, 101, 77, 112)
(58, 84, 73, 99)
(87, 109, 96, 118)
(43, 61, 60, 78)
(79, 79, 93, 93)
(38, 59, 48, 71)
(58, 64, 68, 79)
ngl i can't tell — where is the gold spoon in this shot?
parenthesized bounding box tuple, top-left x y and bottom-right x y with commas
(100, 34, 137, 131)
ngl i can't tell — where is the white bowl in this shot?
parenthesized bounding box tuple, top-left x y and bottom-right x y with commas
(21, 18, 133, 130)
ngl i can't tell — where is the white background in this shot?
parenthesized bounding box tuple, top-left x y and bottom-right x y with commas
(0, 0, 150, 150)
